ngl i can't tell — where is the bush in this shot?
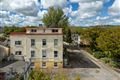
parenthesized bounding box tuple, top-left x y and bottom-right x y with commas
(101, 58, 111, 63)
(74, 75, 80, 80)
(93, 52, 105, 59)
(109, 61, 120, 68)
(54, 74, 68, 80)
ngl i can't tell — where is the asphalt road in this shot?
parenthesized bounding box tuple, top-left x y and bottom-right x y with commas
(63, 48, 120, 80)
(67, 51, 100, 68)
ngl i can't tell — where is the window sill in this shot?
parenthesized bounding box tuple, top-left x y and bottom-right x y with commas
(54, 66, 58, 68)
(14, 45, 22, 47)
(41, 66, 47, 68)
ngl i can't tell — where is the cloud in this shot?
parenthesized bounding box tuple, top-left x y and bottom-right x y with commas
(0, 0, 120, 26)
(0, 0, 39, 16)
(109, 0, 120, 15)
(113, 18, 120, 23)
(68, 0, 104, 26)
(20, 16, 42, 26)
(0, 11, 10, 18)
(41, 0, 67, 9)
(68, 0, 104, 19)
(37, 10, 48, 19)
(70, 0, 104, 3)
(1, 14, 25, 26)
(96, 16, 109, 20)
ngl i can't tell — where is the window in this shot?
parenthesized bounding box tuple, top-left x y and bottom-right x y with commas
(42, 50, 47, 58)
(52, 29, 58, 32)
(42, 62, 46, 67)
(31, 39, 35, 46)
(31, 50, 35, 57)
(54, 39, 58, 46)
(15, 41, 21, 45)
(54, 62, 58, 67)
(42, 39, 46, 46)
(31, 29, 37, 32)
(54, 51, 58, 57)
(15, 51, 22, 55)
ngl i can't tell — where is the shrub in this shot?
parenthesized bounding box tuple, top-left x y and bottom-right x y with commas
(54, 73, 68, 80)
(28, 70, 51, 80)
(93, 52, 104, 59)
(101, 58, 111, 63)
(109, 61, 120, 68)
(74, 75, 80, 80)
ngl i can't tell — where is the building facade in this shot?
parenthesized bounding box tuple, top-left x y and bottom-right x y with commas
(71, 34, 81, 46)
(10, 27, 63, 69)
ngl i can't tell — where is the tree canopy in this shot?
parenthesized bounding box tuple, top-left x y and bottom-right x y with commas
(96, 27, 120, 59)
(42, 7, 69, 28)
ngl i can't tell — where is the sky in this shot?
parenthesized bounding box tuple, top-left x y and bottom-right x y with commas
(0, 0, 120, 27)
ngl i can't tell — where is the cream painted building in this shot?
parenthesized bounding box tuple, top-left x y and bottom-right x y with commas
(10, 27, 63, 69)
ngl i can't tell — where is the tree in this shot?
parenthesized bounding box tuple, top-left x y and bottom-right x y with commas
(42, 7, 69, 29)
(81, 27, 105, 50)
(96, 27, 120, 59)
(3, 26, 26, 36)
(66, 28, 72, 43)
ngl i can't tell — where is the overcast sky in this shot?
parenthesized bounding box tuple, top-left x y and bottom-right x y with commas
(0, 0, 120, 27)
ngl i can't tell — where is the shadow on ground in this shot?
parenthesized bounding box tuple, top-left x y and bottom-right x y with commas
(0, 60, 17, 68)
(64, 52, 100, 68)
(66, 52, 100, 68)
(64, 45, 100, 68)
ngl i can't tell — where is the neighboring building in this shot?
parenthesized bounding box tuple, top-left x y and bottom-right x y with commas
(10, 27, 63, 69)
(71, 34, 81, 46)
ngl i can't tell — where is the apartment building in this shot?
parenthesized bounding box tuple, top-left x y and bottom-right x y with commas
(10, 27, 63, 69)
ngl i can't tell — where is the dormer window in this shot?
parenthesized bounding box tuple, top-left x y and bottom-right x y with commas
(31, 29, 37, 32)
(52, 29, 58, 32)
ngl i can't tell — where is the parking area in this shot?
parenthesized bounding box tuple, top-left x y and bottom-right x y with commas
(62, 48, 120, 80)
(67, 51, 99, 68)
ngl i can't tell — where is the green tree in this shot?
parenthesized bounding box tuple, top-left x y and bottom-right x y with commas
(96, 27, 120, 59)
(42, 7, 70, 42)
(42, 7, 69, 29)
(3, 26, 25, 36)
(65, 28, 72, 43)
(81, 27, 105, 50)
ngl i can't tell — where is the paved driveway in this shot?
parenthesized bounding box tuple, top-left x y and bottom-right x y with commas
(62, 49, 120, 80)
(67, 51, 99, 68)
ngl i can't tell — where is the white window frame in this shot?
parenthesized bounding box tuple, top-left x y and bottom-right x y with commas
(54, 51, 58, 58)
(54, 39, 58, 46)
(42, 39, 46, 46)
(54, 62, 58, 68)
(42, 50, 47, 58)
(31, 39, 35, 46)
(42, 62, 46, 68)
(31, 29, 37, 32)
(15, 41, 21, 45)
(15, 51, 22, 55)
(31, 50, 35, 57)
